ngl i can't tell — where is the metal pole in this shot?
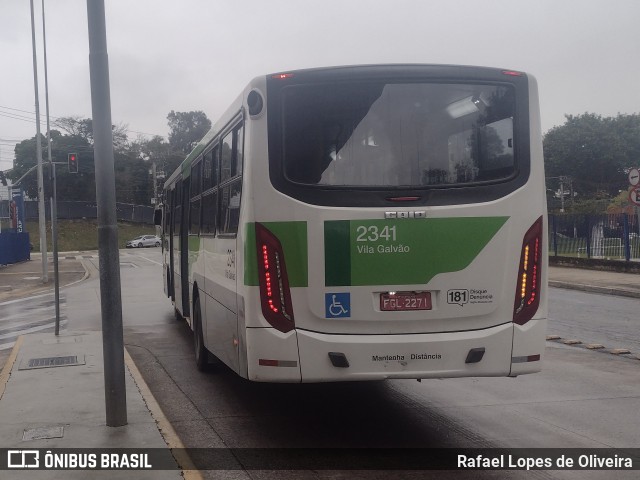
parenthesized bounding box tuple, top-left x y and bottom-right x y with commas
(87, 0, 127, 427)
(29, 0, 48, 283)
(41, 0, 61, 333)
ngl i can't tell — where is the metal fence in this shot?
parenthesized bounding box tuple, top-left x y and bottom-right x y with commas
(0, 200, 155, 225)
(549, 213, 640, 261)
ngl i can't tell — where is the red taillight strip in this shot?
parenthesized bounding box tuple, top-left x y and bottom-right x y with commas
(513, 217, 543, 325)
(255, 223, 295, 333)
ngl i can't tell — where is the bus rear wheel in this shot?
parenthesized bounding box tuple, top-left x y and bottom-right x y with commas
(193, 295, 209, 371)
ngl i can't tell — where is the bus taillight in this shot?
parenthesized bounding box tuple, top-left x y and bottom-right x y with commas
(255, 223, 295, 333)
(513, 217, 543, 325)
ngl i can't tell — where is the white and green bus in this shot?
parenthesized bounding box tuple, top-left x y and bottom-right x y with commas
(160, 64, 547, 383)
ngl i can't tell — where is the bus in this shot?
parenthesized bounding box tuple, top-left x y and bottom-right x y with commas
(159, 64, 547, 383)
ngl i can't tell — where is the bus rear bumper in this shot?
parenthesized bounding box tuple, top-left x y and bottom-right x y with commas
(296, 322, 519, 382)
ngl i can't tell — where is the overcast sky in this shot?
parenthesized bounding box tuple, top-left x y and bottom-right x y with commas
(1, 0, 639, 171)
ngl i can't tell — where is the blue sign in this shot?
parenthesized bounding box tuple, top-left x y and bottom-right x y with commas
(325, 292, 351, 318)
(11, 188, 25, 233)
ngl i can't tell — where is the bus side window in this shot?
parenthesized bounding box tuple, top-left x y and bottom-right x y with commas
(189, 160, 203, 236)
(202, 145, 219, 235)
(220, 132, 233, 183)
(218, 123, 244, 235)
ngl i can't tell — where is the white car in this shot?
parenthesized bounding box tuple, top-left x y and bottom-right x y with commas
(126, 235, 161, 248)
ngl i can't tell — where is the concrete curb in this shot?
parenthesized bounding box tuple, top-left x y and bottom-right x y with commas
(0, 336, 23, 401)
(124, 348, 202, 480)
(549, 280, 640, 299)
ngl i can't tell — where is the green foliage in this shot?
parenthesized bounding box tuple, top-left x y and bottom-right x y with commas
(167, 110, 212, 155)
(10, 129, 96, 201)
(6, 111, 211, 205)
(544, 113, 640, 198)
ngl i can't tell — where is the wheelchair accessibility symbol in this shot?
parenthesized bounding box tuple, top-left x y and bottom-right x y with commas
(325, 293, 350, 318)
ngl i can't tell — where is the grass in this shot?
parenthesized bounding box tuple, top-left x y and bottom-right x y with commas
(23, 219, 157, 252)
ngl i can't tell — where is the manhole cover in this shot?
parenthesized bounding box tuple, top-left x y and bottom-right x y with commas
(20, 355, 85, 370)
(23, 425, 64, 441)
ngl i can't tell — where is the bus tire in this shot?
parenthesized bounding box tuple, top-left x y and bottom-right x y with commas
(193, 295, 209, 372)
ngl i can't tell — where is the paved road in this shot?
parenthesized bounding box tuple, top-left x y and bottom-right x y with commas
(548, 288, 640, 353)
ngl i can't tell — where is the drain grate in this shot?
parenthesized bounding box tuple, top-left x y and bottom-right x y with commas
(20, 355, 85, 370)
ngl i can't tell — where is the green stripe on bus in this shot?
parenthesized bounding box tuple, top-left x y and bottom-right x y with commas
(244, 222, 308, 287)
(325, 217, 509, 287)
(324, 220, 351, 286)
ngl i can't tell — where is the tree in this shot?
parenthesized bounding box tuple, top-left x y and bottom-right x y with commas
(167, 110, 211, 155)
(8, 117, 133, 202)
(544, 113, 640, 199)
(54, 116, 129, 151)
(9, 130, 96, 201)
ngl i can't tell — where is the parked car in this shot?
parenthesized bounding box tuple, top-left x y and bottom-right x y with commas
(126, 235, 161, 248)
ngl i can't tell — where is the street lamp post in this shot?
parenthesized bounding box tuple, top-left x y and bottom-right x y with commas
(29, 0, 48, 283)
(41, 0, 61, 333)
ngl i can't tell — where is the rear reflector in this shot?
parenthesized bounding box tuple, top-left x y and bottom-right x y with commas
(259, 359, 298, 367)
(386, 196, 421, 202)
(255, 223, 295, 333)
(511, 354, 541, 363)
(513, 217, 543, 325)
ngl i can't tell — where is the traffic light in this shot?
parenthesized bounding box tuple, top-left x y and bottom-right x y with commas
(68, 153, 78, 173)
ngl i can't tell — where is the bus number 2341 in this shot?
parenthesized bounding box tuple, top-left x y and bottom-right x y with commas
(356, 225, 397, 242)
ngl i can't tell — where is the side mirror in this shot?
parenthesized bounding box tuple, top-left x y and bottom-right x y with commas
(154, 208, 162, 226)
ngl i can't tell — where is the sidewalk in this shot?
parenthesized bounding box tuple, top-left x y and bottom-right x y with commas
(0, 332, 182, 479)
(0, 256, 638, 478)
(0, 254, 187, 478)
(549, 264, 640, 298)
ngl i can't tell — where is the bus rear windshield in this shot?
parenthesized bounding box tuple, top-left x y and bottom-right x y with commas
(281, 82, 516, 188)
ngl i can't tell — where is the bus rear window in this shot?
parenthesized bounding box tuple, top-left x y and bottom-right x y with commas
(281, 82, 516, 188)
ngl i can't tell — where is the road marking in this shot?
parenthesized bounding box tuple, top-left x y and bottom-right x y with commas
(0, 320, 68, 344)
(124, 348, 203, 480)
(0, 292, 55, 307)
(128, 253, 163, 266)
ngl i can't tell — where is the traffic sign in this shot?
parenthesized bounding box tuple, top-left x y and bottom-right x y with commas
(629, 168, 640, 186)
(629, 187, 640, 206)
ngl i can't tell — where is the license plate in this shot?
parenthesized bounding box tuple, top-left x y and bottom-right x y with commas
(380, 292, 432, 311)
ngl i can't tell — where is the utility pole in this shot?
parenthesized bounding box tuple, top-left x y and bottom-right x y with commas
(87, 0, 127, 427)
(42, 0, 61, 333)
(29, 0, 48, 283)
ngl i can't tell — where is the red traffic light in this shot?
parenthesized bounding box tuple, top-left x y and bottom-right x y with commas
(68, 153, 78, 173)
